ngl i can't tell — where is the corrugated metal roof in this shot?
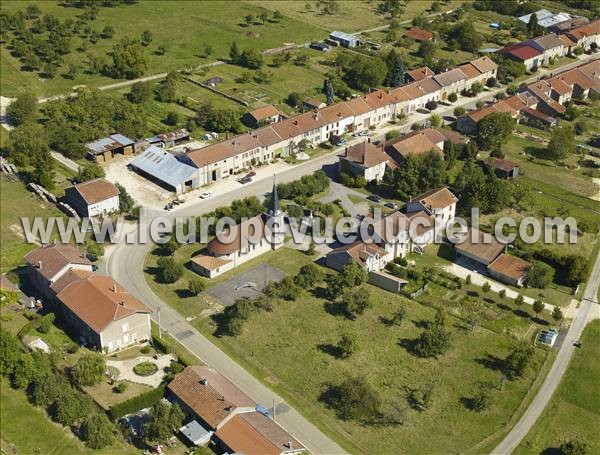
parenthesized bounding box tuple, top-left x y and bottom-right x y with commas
(130, 145, 197, 188)
(86, 134, 134, 154)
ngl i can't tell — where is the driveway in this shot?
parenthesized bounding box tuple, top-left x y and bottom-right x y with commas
(106, 354, 176, 388)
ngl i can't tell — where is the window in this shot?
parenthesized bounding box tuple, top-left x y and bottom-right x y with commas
(122, 323, 129, 333)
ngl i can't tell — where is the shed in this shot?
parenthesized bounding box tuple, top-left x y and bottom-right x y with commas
(129, 145, 199, 194)
(329, 31, 359, 48)
(485, 157, 520, 179)
(538, 329, 558, 347)
(179, 420, 213, 446)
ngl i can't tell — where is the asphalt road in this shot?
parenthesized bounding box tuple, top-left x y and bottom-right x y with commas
(492, 249, 600, 455)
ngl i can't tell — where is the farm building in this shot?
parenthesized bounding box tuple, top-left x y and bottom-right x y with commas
(64, 178, 120, 218)
(86, 134, 135, 162)
(329, 31, 359, 48)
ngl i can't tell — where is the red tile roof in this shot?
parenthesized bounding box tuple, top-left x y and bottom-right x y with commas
(248, 105, 280, 122)
(488, 253, 532, 282)
(73, 178, 119, 205)
(406, 27, 433, 41)
(57, 275, 151, 333)
(340, 141, 388, 167)
(500, 43, 542, 61)
(406, 66, 435, 82)
(25, 244, 92, 280)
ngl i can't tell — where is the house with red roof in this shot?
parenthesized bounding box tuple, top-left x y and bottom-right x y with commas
(498, 43, 544, 70)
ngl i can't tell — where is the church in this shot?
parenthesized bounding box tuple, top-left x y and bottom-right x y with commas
(190, 179, 285, 279)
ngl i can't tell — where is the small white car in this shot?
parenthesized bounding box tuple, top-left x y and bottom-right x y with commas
(199, 191, 214, 199)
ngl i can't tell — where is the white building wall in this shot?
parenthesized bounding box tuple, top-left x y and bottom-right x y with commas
(87, 195, 120, 217)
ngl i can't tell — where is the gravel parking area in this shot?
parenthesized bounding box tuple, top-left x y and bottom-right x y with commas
(206, 264, 285, 306)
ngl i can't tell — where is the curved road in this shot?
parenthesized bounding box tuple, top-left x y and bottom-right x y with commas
(492, 250, 600, 454)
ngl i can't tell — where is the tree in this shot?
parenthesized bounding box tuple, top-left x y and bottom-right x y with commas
(101, 24, 115, 38)
(470, 81, 484, 95)
(547, 126, 575, 162)
(515, 294, 524, 308)
(164, 111, 180, 126)
(229, 41, 240, 62)
(477, 112, 515, 149)
(338, 332, 360, 358)
(72, 353, 106, 386)
(378, 0, 404, 17)
(259, 11, 268, 24)
(294, 263, 323, 288)
(445, 21, 482, 52)
(156, 256, 184, 283)
(526, 262, 554, 289)
(31, 373, 64, 407)
(558, 439, 589, 455)
(145, 401, 185, 442)
(417, 39, 436, 58)
(337, 53, 386, 91)
(429, 113, 442, 128)
(471, 386, 491, 412)
(76, 162, 105, 183)
(0, 329, 21, 376)
(110, 38, 147, 79)
(245, 14, 254, 26)
(81, 413, 115, 449)
(239, 48, 263, 69)
(328, 376, 381, 422)
(52, 389, 95, 426)
(448, 92, 458, 103)
(482, 282, 491, 293)
(141, 30, 153, 46)
(156, 71, 179, 103)
(188, 278, 206, 296)
(384, 49, 406, 87)
(504, 344, 534, 378)
(111, 184, 133, 215)
(273, 10, 283, 21)
(552, 307, 563, 323)
(526, 12, 540, 38)
(532, 299, 545, 318)
(499, 289, 506, 300)
(323, 78, 335, 105)
(390, 306, 407, 326)
(342, 287, 372, 319)
(38, 313, 55, 334)
(414, 324, 452, 358)
(425, 100, 437, 111)
(11, 353, 37, 389)
(128, 81, 152, 103)
(454, 106, 466, 117)
(6, 93, 37, 126)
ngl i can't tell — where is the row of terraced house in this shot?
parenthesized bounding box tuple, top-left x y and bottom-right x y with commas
(127, 57, 498, 193)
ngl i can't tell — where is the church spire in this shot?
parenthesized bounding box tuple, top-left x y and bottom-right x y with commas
(271, 174, 280, 216)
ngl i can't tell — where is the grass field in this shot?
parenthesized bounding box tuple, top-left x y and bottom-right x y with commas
(0, 176, 65, 273)
(0, 1, 325, 97)
(1, 380, 137, 455)
(515, 320, 600, 454)
(176, 247, 551, 454)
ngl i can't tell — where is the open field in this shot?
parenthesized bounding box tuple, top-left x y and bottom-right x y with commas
(1, 380, 137, 455)
(0, 1, 325, 97)
(515, 320, 600, 454)
(181, 247, 551, 454)
(0, 176, 64, 273)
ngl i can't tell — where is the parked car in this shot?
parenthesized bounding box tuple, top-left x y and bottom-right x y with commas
(164, 202, 174, 211)
(237, 176, 252, 184)
(246, 171, 256, 178)
(199, 191, 213, 199)
(357, 130, 369, 136)
(367, 194, 381, 203)
(384, 202, 398, 209)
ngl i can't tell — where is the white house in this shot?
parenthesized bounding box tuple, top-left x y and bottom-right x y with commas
(326, 240, 391, 272)
(406, 187, 458, 240)
(525, 33, 565, 63)
(338, 140, 388, 183)
(64, 178, 120, 218)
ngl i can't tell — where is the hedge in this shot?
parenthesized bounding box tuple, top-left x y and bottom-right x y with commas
(177, 352, 196, 367)
(152, 335, 171, 354)
(109, 384, 165, 419)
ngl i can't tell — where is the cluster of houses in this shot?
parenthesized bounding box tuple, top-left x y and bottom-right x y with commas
(24, 243, 152, 353)
(102, 56, 498, 194)
(498, 18, 599, 71)
(457, 59, 600, 134)
(167, 365, 304, 454)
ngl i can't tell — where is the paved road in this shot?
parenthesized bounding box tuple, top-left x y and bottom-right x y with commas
(492, 249, 600, 455)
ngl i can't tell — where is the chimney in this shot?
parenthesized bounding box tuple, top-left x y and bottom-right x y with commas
(226, 405, 234, 412)
(368, 137, 371, 143)
(37, 261, 42, 270)
(285, 442, 294, 449)
(200, 378, 208, 385)
(112, 284, 117, 293)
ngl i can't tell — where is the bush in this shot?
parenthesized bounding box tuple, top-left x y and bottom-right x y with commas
(425, 100, 438, 111)
(156, 257, 184, 283)
(140, 345, 151, 354)
(109, 385, 166, 419)
(37, 313, 55, 334)
(177, 353, 195, 367)
(81, 413, 115, 449)
(454, 106, 466, 117)
(71, 353, 106, 386)
(448, 92, 458, 103)
(114, 382, 128, 393)
(133, 361, 158, 376)
(187, 278, 206, 296)
(152, 336, 171, 354)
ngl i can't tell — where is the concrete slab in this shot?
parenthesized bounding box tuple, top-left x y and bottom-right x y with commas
(206, 264, 285, 306)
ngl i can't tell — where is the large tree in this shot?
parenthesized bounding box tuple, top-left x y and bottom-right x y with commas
(81, 413, 115, 449)
(110, 38, 147, 79)
(477, 112, 515, 150)
(384, 49, 406, 87)
(6, 93, 37, 126)
(71, 353, 106, 386)
(328, 376, 381, 422)
(546, 126, 575, 162)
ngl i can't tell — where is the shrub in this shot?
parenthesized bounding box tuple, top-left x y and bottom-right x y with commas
(133, 361, 158, 376)
(152, 336, 171, 354)
(81, 413, 115, 449)
(448, 92, 458, 103)
(109, 385, 166, 419)
(140, 345, 151, 354)
(37, 313, 55, 334)
(454, 106, 466, 117)
(156, 257, 184, 283)
(71, 353, 106, 386)
(425, 100, 438, 111)
(177, 353, 195, 367)
(187, 278, 206, 296)
(114, 382, 128, 393)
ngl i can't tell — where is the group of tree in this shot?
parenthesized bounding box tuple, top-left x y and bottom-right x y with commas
(334, 52, 387, 92)
(219, 296, 272, 336)
(389, 150, 447, 200)
(440, 21, 482, 53)
(454, 159, 513, 214)
(476, 112, 516, 150)
(193, 101, 243, 134)
(276, 170, 330, 203)
(1, 329, 116, 449)
(324, 261, 368, 301)
(229, 42, 264, 69)
(6, 121, 54, 189)
(109, 37, 147, 79)
(384, 49, 407, 87)
(144, 401, 185, 443)
(546, 126, 576, 162)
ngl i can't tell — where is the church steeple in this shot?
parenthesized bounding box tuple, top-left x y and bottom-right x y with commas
(270, 175, 280, 216)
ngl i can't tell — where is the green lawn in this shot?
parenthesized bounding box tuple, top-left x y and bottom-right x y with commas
(515, 320, 600, 454)
(171, 247, 552, 455)
(1, 0, 325, 97)
(0, 176, 65, 273)
(1, 380, 136, 455)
